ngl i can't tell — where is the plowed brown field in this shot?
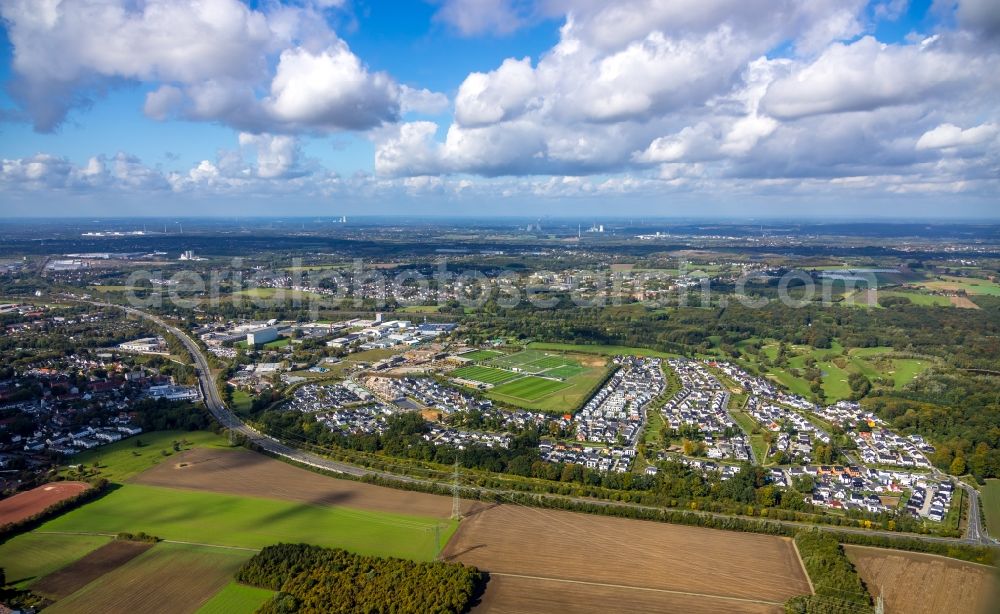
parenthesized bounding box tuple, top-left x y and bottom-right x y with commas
(0, 481, 90, 525)
(31, 540, 153, 600)
(132, 448, 483, 518)
(846, 545, 999, 614)
(444, 504, 811, 613)
(950, 295, 980, 309)
(133, 447, 814, 612)
(44, 542, 250, 614)
(471, 573, 784, 613)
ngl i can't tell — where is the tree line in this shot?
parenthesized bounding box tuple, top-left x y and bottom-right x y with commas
(235, 544, 483, 614)
(785, 530, 873, 614)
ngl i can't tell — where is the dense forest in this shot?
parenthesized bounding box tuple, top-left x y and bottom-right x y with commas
(464, 300, 1000, 370)
(235, 544, 482, 614)
(131, 398, 214, 432)
(864, 372, 1000, 479)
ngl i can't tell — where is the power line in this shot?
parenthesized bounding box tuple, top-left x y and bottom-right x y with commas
(451, 458, 462, 520)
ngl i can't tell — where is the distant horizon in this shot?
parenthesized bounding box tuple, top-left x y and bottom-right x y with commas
(3, 214, 1000, 224)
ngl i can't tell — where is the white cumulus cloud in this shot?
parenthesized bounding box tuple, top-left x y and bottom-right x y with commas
(916, 122, 999, 150)
(0, 0, 401, 134)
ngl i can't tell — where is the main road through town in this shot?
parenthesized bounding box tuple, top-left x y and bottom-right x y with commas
(101, 300, 995, 548)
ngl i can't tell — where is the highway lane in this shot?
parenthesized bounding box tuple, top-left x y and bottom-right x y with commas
(95, 300, 996, 549)
(103, 302, 373, 478)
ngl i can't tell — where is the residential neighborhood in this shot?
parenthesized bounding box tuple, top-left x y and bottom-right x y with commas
(662, 359, 751, 461)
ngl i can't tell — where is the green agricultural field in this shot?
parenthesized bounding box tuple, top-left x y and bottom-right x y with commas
(396, 305, 442, 313)
(919, 276, 1000, 296)
(981, 479, 1000, 538)
(489, 376, 571, 403)
(0, 533, 110, 588)
(233, 287, 327, 301)
(281, 264, 348, 272)
(527, 342, 676, 358)
(197, 582, 274, 614)
(44, 542, 252, 614)
(883, 290, 953, 306)
(458, 349, 503, 361)
(61, 431, 231, 484)
(90, 285, 145, 292)
(867, 289, 953, 307)
(451, 365, 522, 385)
(38, 484, 453, 561)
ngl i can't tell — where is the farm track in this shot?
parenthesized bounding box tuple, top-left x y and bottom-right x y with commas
(36, 531, 263, 552)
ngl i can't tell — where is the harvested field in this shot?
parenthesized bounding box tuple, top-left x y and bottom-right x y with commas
(133, 447, 485, 519)
(472, 574, 781, 613)
(950, 295, 981, 309)
(45, 542, 251, 614)
(0, 481, 89, 525)
(443, 505, 810, 611)
(0, 533, 110, 588)
(31, 540, 153, 600)
(845, 545, 999, 614)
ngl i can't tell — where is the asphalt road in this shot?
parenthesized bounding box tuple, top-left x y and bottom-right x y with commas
(963, 482, 984, 542)
(102, 300, 996, 549)
(116, 304, 377, 478)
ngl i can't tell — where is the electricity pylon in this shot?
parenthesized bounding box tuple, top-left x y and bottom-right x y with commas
(451, 458, 462, 520)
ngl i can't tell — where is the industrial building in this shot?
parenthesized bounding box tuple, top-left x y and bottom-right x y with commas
(247, 326, 280, 346)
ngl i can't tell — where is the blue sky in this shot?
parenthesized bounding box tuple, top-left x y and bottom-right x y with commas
(0, 0, 997, 218)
